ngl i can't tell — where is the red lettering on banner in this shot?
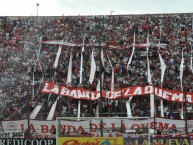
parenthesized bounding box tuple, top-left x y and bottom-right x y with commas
(89, 124, 98, 132)
(50, 125, 56, 133)
(20, 124, 24, 131)
(60, 125, 66, 133)
(111, 123, 115, 129)
(150, 122, 157, 129)
(41, 125, 49, 133)
(131, 124, 140, 129)
(158, 122, 169, 130)
(171, 124, 177, 129)
(30, 124, 36, 133)
(77, 126, 84, 133)
(68, 125, 76, 133)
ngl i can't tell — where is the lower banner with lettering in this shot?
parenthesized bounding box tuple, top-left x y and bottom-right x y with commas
(58, 137, 123, 145)
(124, 137, 190, 145)
(0, 138, 56, 145)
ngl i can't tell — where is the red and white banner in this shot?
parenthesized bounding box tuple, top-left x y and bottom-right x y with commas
(1, 117, 192, 134)
(41, 82, 193, 103)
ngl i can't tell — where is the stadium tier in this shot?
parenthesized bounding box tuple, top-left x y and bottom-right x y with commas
(0, 14, 193, 138)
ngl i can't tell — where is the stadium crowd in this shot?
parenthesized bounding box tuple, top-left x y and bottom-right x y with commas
(0, 14, 193, 121)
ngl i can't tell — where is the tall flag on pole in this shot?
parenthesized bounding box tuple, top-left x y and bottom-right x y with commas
(127, 31, 135, 70)
(146, 31, 154, 118)
(79, 36, 85, 84)
(78, 36, 85, 119)
(158, 42, 166, 118)
(180, 48, 184, 119)
(180, 49, 184, 91)
(147, 32, 152, 84)
(89, 48, 97, 84)
(67, 49, 73, 84)
(53, 45, 62, 68)
(159, 47, 167, 85)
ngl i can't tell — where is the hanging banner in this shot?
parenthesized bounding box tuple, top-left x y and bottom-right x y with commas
(124, 137, 190, 145)
(41, 82, 193, 103)
(1, 117, 188, 134)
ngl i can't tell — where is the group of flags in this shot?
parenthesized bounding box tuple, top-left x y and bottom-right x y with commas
(38, 29, 193, 119)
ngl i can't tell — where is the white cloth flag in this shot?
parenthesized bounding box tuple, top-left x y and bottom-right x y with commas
(146, 32, 154, 118)
(159, 49, 167, 85)
(126, 96, 133, 117)
(53, 45, 62, 68)
(158, 47, 166, 118)
(180, 49, 184, 91)
(67, 50, 73, 84)
(89, 48, 96, 84)
(79, 46, 84, 84)
(46, 97, 58, 120)
(127, 31, 135, 69)
(180, 49, 184, 119)
(146, 32, 152, 84)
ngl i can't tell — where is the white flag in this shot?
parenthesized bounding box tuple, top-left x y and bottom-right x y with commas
(53, 45, 62, 68)
(67, 50, 73, 84)
(89, 48, 96, 84)
(79, 46, 84, 84)
(180, 49, 184, 91)
(127, 31, 135, 69)
(158, 48, 166, 85)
